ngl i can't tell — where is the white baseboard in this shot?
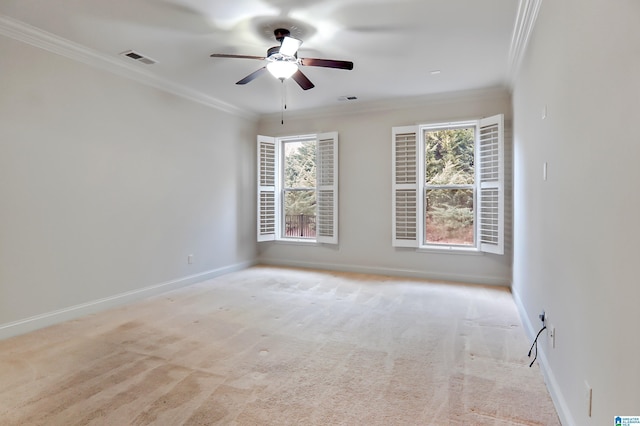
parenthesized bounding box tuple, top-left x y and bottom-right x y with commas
(0, 261, 254, 340)
(258, 259, 510, 287)
(512, 287, 575, 426)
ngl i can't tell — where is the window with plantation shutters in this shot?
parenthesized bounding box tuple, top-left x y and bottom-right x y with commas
(257, 132, 338, 244)
(391, 114, 504, 254)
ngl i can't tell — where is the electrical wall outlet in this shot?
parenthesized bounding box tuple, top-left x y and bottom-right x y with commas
(548, 324, 555, 348)
(187, 254, 194, 264)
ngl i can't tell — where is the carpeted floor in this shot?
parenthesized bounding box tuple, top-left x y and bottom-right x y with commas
(0, 266, 560, 425)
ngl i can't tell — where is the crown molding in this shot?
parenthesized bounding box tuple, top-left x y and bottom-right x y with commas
(508, 0, 543, 87)
(0, 14, 257, 120)
(259, 86, 511, 123)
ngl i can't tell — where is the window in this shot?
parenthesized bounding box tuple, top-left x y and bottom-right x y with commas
(392, 114, 504, 254)
(283, 139, 317, 238)
(257, 132, 338, 244)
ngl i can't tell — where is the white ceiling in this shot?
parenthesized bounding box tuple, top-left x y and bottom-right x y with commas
(0, 0, 521, 116)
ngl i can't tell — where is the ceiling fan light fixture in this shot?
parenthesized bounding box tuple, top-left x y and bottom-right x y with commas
(267, 61, 298, 79)
(210, 27, 352, 90)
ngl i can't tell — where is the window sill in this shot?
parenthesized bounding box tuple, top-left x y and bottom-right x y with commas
(416, 245, 483, 256)
(273, 238, 319, 246)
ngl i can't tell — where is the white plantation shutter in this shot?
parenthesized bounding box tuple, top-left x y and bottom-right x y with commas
(316, 132, 338, 244)
(257, 135, 277, 242)
(478, 114, 504, 254)
(392, 126, 419, 247)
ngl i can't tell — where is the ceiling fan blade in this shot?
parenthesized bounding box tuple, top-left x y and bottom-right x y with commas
(291, 70, 315, 90)
(210, 53, 266, 60)
(279, 36, 302, 56)
(236, 67, 267, 85)
(300, 58, 354, 70)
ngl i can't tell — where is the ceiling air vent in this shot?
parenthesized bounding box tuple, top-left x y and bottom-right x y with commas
(338, 96, 358, 101)
(120, 50, 157, 65)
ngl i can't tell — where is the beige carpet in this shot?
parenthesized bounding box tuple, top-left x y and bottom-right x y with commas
(0, 266, 559, 425)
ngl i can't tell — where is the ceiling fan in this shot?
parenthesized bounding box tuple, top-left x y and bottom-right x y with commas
(210, 28, 354, 90)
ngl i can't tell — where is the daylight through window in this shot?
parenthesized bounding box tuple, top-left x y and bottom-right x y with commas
(424, 126, 475, 246)
(283, 140, 317, 239)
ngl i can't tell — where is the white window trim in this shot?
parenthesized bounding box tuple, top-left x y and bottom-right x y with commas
(392, 115, 504, 255)
(257, 132, 338, 245)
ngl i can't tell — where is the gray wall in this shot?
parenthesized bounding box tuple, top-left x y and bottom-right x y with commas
(257, 89, 512, 286)
(0, 36, 257, 337)
(512, 0, 640, 424)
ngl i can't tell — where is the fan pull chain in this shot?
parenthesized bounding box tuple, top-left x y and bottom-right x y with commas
(281, 79, 287, 125)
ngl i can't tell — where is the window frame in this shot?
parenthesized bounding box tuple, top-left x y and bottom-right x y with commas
(392, 115, 504, 254)
(420, 121, 478, 250)
(281, 135, 317, 242)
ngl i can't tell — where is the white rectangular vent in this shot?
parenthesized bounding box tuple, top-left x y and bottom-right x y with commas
(121, 50, 157, 65)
